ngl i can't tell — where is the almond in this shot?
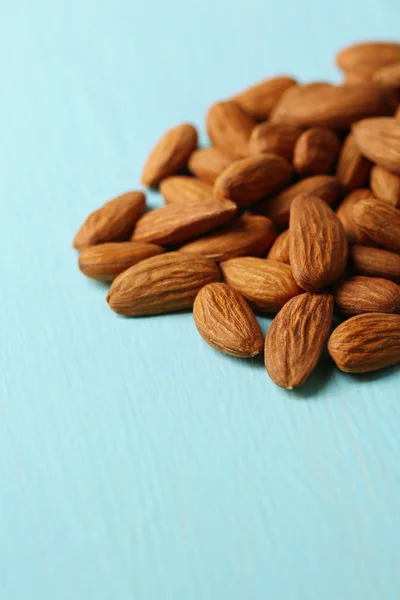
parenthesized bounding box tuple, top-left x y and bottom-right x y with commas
(373, 61, 400, 87)
(193, 283, 264, 357)
(343, 67, 377, 85)
(188, 147, 232, 184)
(336, 189, 376, 244)
(73, 191, 146, 251)
(335, 132, 372, 192)
(264, 293, 334, 389)
(396, 105, 400, 119)
(78, 242, 164, 281)
(336, 42, 400, 72)
(352, 117, 400, 174)
(290, 194, 348, 291)
(353, 198, 400, 252)
(220, 257, 300, 313)
(232, 76, 297, 121)
(213, 154, 292, 207)
(131, 199, 236, 246)
(206, 101, 256, 158)
(266, 229, 290, 263)
(141, 123, 198, 187)
(328, 313, 400, 373)
(179, 214, 277, 262)
(248, 123, 303, 161)
(350, 245, 400, 283)
(293, 127, 341, 176)
(107, 252, 220, 316)
(370, 165, 400, 207)
(159, 176, 214, 204)
(334, 275, 400, 315)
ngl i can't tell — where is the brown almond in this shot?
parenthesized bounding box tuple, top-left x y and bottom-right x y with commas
(220, 257, 300, 313)
(370, 165, 400, 207)
(265, 293, 334, 389)
(248, 123, 303, 161)
(213, 154, 292, 207)
(232, 76, 297, 121)
(206, 101, 256, 158)
(290, 194, 348, 291)
(293, 127, 341, 176)
(188, 147, 232, 184)
(266, 229, 290, 264)
(131, 199, 236, 246)
(193, 283, 264, 358)
(336, 189, 376, 244)
(334, 275, 400, 315)
(73, 191, 146, 251)
(336, 132, 372, 192)
(179, 214, 277, 262)
(352, 117, 400, 174)
(141, 123, 198, 187)
(336, 42, 400, 72)
(343, 66, 377, 85)
(159, 176, 214, 204)
(107, 252, 220, 316)
(353, 198, 400, 252)
(373, 61, 400, 87)
(328, 313, 400, 373)
(395, 105, 400, 119)
(350, 245, 400, 283)
(78, 242, 164, 281)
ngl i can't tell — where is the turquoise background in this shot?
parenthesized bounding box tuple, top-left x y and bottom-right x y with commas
(1, 1, 400, 598)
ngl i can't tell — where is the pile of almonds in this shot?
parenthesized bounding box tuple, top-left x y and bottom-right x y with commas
(73, 41, 400, 389)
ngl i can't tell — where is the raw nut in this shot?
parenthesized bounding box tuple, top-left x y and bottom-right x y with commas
(353, 198, 400, 252)
(179, 214, 277, 262)
(159, 176, 214, 204)
(213, 154, 293, 207)
(290, 194, 348, 291)
(253, 175, 341, 226)
(141, 123, 198, 186)
(343, 67, 377, 85)
(373, 61, 400, 87)
(78, 242, 164, 281)
(350, 245, 400, 283)
(232, 76, 297, 121)
(336, 189, 376, 244)
(334, 275, 400, 315)
(248, 123, 303, 161)
(336, 132, 372, 192)
(131, 199, 236, 246)
(206, 101, 256, 158)
(264, 292, 334, 389)
(107, 252, 220, 316)
(266, 229, 290, 264)
(352, 117, 400, 174)
(193, 283, 264, 358)
(336, 42, 400, 72)
(73, 191, 146, 251)
(220, 257, 300, 313)
(293, 127, 341, 176)
(396, 105, 400, 119)
(328, 313, 400, 373)
(188, 148, 232, 184)
(370, 165, 400, 207)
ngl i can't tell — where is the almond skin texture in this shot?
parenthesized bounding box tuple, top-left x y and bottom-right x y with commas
(290, 194, 348, 291)
(334, 275, 400, 315)
(73, 191, 146, 251)
(264, 292, 334, 389)
(353, 117, 400, 175)
(336, 189, 376, 244)
(353, 198, 400, 252)
(266, 229, 290, 264)
(179, 214, 277, 262)
(248, 122, 302, 161)
(193, 283, 264, 358)
(188, 148, 232, 184)
(370, 165, 400, 207)
(350, 245, 400, 283)
(220, 257, 300, 313)
(336, 42, 400, 72)
(328, 313, 400, 373)
(159, 176, 214, 204)
(293, 127, 340, 176)
(131, 199, 236, 246)
(206, 101, 256, 158)
(336, 132, 372, 192)
(343, 67, 377, 85)
(373, 61, 400, 87)
(78, 242, 164, 281)
(232, 76, 297, 121)
(107, 252, 220, 316)
(213, 154, 292, 207)
(141, 124, 198, 187)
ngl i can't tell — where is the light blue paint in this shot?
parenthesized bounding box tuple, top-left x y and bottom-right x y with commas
(1, 1, 400, 598)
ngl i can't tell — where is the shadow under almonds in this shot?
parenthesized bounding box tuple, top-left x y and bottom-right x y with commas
(289, 348, 336, 400)
(346, 363, 399, 385)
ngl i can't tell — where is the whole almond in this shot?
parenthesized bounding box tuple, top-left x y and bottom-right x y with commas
(328, 313, 400, 373)
(131, 199, 236, 246)
(266, 229, 290, 263)
(334, 275, 400, 315)
(107, 252, 220, 316)
(193, 283, 264, 358)
(206, 101, 256, 158)
(78, 242, 164, 281)
(336, 42, 400, 72)
(336, 188, 376, 244)
(370, 165, 400, 207)
(350, 245, 400, 283)
(353, 198, 400, 252)
(264, 293, 334, 389)
(141, 123, 198, 187)
(293, 127, 341, 176)
(220, 257, 300, 313)
(73, 191, 146, 251)
(290, 194, 348, 291)
(336, 132, 372, 192)
(248, 123, 303, 161)
(232, 76, 297, 121)
(352, 117, 400, 174)
(188, 147, 232, 184)
(213, 154, 292, 207)
(179, 214, 277, 262)
(343, 67, 377, 85)
(373, 61, 400, 87)
(159, 176, 214, 204)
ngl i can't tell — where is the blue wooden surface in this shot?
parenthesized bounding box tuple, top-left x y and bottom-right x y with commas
(1, 1, 400, 598)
